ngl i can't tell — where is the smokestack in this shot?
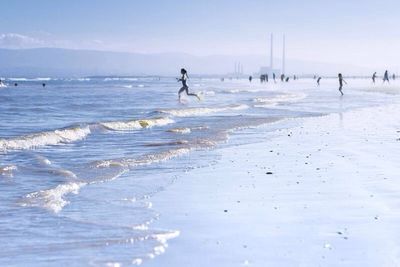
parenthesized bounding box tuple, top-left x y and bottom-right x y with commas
(282, 34, 286, 75)
(270, 33, 274, 69)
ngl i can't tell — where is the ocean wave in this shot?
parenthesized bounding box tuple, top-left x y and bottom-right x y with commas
(159, 104, 248, 117)
(167, 127, 191, 134)
(7, 77, 52, 82)
(100, 117, 174, 131)
(104, 77, 138, 81)
(93, 148, 192, 169)
(253, 93, 306, 107)
(0, 165, 17, 176)
(20, 182, 85, 213)
(143, 140, 189, 147)
(0, 126, 91, 152)
(224, 89, 264, 94)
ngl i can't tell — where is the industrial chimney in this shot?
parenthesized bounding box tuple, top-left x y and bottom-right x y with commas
(282, 35, 286, 75)
(270, 33, 274, 69)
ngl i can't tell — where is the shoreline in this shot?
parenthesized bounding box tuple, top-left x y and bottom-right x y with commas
(145, 102, 400, 267)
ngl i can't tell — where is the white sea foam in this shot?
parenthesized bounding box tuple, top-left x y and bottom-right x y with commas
(0, 126, 91, 152)
(253, 93, 306, 107)
(224, 89, 264, 94)
(159, 104, 248, 117)
(20, 182, 85, 213)
(100, 118, 174, 131)
(0, 165, 17, 176)
(167, 127, 191, 134)
(94, 148, 191, 168)
(8, 78, 27, 81)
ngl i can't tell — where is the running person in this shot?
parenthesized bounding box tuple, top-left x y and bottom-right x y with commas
(177, 68, 200, 101)
(338, 73, 346, 96)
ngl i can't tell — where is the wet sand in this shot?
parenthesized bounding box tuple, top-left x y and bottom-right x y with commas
(146, 103, 400, 267)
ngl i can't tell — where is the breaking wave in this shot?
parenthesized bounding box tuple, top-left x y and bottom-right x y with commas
(0, 126, 91, 152)
(253, 93, 306, 107)
(20, 182, 85, 213)
(0, 165, 17, 176)
(100, 117, 174, 131)
(159, 104, 248, 117)
(167, 127, 191, 134)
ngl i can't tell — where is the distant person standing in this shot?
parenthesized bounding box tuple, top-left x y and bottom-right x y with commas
(383, 70, 390, 83)
(372, 72, 377, 84)
(249, 76, 253, 83)
(265, 74, 269, 82)
(177, 68, 200, 101)
(393, 74, 396, 80)
(317, 77, 322, 86)
(273, 73, 276, 83)
(338, 73, 346, 96)
(280, 74, 285, 82)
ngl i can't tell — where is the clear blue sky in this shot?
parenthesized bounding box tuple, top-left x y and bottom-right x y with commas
(1, 0, 399, 68)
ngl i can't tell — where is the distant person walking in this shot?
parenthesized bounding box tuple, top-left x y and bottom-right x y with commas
(393, 74, 396, 80)
(317, 77, 321, 86)
(383, 70, 390, 83)
(249, 76, 253, 83)
(372, 72, 377, 84)
(273, 73, 276, 83)
(177, 68, 200, 101)
(338, 73, 346, 96)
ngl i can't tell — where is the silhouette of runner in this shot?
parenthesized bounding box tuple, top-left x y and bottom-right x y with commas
(177, 68, 200, 101)
(317, 77, 321, 86)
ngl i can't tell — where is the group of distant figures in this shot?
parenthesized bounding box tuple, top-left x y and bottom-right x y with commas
(250, 69, 396, 96)
(256, 73, 298, 84)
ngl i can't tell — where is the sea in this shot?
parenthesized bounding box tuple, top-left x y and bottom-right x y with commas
(0, 76, 397, 266)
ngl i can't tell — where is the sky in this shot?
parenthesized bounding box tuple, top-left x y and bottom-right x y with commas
(0, 0, 399, 70)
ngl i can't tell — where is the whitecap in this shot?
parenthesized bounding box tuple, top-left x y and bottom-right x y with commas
(0, 126, 91, 152)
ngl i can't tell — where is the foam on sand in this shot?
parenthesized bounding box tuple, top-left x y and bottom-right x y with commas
(0, 126, 91, 152)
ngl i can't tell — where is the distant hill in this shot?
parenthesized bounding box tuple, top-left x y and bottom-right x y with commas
(0, 48, 373, 77)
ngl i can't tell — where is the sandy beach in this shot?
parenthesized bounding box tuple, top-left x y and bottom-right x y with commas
(146, 103, 400, 267)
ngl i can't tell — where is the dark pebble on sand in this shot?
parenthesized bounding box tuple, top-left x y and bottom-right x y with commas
(266, 172, 273, 175)
(224, 209, 228, 213)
